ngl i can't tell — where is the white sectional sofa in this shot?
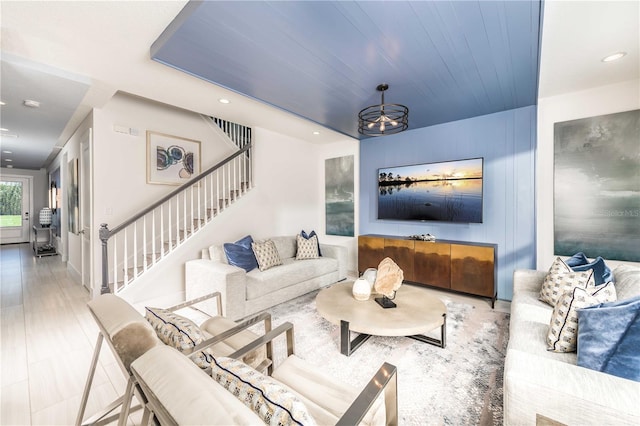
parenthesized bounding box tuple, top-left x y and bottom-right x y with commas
(186, 235, 348, 321)
(504, 264, 640, 425)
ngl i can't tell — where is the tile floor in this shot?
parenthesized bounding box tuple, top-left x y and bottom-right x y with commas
(0, 242, 511, 425)
(0, 243, 135, 425)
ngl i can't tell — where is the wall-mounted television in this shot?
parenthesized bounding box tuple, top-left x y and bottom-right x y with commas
(377, 157, 484, 223)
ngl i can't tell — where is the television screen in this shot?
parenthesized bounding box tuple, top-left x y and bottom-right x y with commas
(377, 157, 483, 223)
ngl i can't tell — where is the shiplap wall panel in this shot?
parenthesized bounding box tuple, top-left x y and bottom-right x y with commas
(359, 105, 536, 300)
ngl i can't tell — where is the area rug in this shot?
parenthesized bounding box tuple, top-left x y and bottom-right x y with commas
(263, 288, 510, 425)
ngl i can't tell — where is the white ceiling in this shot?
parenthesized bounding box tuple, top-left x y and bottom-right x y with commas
(538, 0, 639, 97)
(1, 0, 638, 170)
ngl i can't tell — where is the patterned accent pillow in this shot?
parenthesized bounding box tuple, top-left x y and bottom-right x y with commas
(539, 257, 595, 306)
(145, 307, 214, 369)
(296, 234, 320, 260)
(251, 239, 283, 271)
(547, 282, 617, 353)
(301, 230, 322, 256)
(211, 356, 317, 426)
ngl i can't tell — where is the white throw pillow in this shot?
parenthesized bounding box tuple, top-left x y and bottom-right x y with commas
(296, 234, 320, 260)
(251, 239, 283, 271)
(547, 282, 617, 353)
(539, 257, 595, 307)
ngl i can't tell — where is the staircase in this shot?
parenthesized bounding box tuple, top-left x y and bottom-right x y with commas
(99, 119, 252, 294)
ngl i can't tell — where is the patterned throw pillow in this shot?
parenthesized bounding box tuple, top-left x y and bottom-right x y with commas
(211, 356, 317, 426)
(301, 230, 322, 256)
(539, 257, 595, 306)
(252, 239, 283, 271)
(296, 234, 320, 260)
(547, 282, 617, 353)
(145, 307, 214, 368)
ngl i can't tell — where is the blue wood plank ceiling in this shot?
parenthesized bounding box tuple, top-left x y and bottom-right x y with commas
(151, 0, 542, 139)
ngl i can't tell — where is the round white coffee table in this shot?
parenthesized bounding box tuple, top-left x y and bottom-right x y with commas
(316, 281, 447, 356)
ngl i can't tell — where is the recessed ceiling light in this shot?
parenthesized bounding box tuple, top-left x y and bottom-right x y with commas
(312, 131, 320, 135)
(0, 101, 5, 106)
(5, 158, 12, 162)
(0, 128, 8, 132)
(24, 99, 41, 108)
(218, 98, 230, 104)
(602, 52, 627, 62)
(7, 165, 13, 168)
(2, 150, 12, 154)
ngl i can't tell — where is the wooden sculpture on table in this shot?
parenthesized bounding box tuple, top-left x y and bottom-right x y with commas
(374, 257, 404, 308)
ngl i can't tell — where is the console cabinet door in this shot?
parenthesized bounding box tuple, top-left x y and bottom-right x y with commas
(450, 244, 495, 297)
(414, 241, 451, 289)
(358, 235, 385, 273)
(384, 238, 415, 282)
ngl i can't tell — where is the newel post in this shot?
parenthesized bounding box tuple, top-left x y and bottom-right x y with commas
(99, 223, 111, 294)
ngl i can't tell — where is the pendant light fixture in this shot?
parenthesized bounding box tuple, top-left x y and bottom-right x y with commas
(358, 84, 409, 136)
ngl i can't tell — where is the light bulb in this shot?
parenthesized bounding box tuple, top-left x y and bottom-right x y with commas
(380, 122, 385, 132)
(368, 122, 375, 129)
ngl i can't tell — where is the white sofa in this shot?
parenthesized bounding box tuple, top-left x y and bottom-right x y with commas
(504, 264, 640, 425)
(186, 235, 348, 321)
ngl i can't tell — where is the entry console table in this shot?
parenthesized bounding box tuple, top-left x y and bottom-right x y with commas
(358, 234, 497, 307)
(33, 226, 57, 257)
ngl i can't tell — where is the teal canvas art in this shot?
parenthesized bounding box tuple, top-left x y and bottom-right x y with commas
(554, 109, 640, 262)
(325, 155, 354, 237)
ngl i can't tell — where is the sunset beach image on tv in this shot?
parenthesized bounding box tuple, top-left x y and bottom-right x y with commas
(377, 157, 484, 223)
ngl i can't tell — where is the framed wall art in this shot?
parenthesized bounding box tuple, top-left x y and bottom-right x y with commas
(147, 131, 201, 185)
(554, 109, 639, 262)
(68, 158, 79, 235)
(325, 155, 354, 236)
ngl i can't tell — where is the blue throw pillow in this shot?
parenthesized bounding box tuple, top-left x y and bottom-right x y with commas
(223, 235, 258, 272)
(301, 230, 322, 256)
(577, 295, 640, 382)
(565, 252, 612, 285)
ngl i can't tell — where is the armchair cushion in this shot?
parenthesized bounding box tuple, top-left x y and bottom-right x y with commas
(200, 315, 266, 370)
(272, 354, 386, 425)
(211, 356, 317, 426)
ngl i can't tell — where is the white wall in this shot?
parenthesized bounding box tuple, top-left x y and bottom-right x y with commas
(48, 90, 359, 304)
(90, 93, 238, 297)
(48, 113, 92, 278)
(119, 126, 358, 307)
(316, 138, 360, 276)
(536, 79, 640, 269)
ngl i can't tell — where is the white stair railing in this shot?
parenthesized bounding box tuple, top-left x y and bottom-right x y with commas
(99, 142, 252, 294)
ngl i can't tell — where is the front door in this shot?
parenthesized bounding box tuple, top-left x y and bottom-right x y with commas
(0, 175, 32, 244)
